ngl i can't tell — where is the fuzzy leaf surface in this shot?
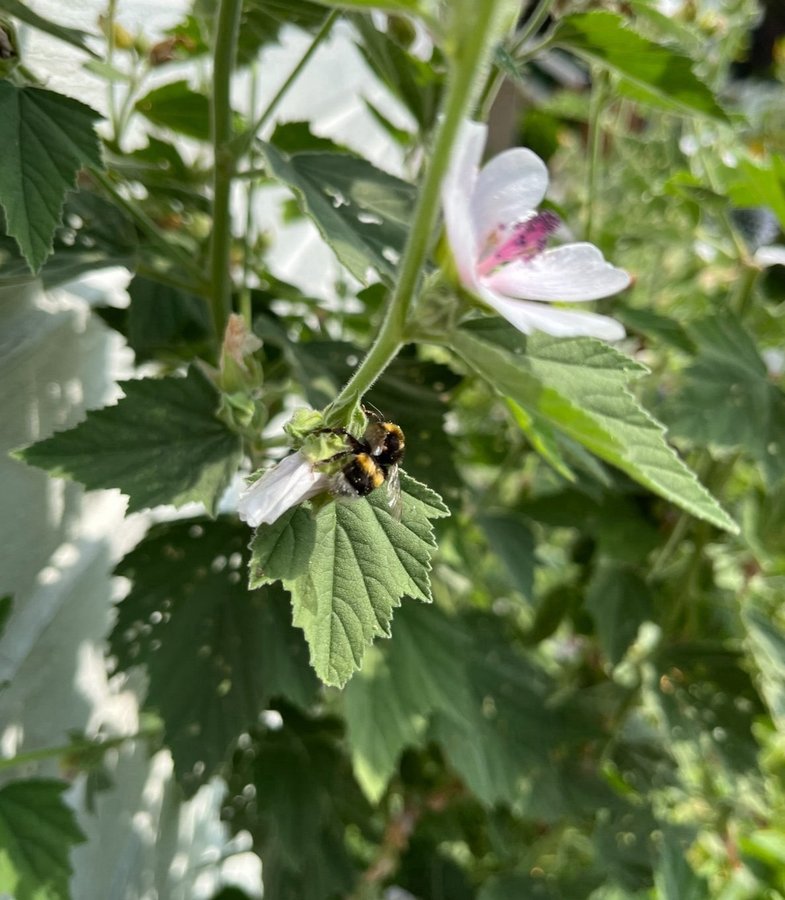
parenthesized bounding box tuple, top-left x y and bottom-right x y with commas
(250, 472, 449, 686)
(16, 366, 241, 515)
(0, 779, 85, 900)
(111, 518, 318, 792)
(0, 83, 102, 272)
(452, 320, 737, 533)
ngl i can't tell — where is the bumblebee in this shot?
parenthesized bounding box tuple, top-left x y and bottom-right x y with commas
(327, 420, 405, 518)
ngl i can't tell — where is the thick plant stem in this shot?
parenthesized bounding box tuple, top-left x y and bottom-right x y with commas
(208, 0, 243, 343)
(326, 1, 512, 425)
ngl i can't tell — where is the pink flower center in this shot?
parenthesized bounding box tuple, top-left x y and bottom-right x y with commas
(476, 210, 560, 277)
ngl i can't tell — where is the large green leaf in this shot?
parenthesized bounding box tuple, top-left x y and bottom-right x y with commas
(343, 602, 474, 801)
(0, 779, 85, 900)
(451, 320, 737, 533)
(0, 83, 103, 273)
(259, 142, 416, 282)
(110, 518, 318, 792)
(225, 707, 368, 900)
(15, 366, 241, 515)
(663, 313, 785, 485)
(249, 472, 449, 686)
(552, 11, 727, 119)
(0, 0, 97, 57)
(744, 605, 785, 731)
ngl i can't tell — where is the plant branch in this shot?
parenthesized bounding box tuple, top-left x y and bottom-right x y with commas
(208, 0, 244, 342)
(325, 1, 514, 425)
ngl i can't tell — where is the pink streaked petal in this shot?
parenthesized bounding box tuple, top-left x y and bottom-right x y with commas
(442, 120, 486, 287)
(485, 243, 631, 302)
(482, 291, 626, 341)
(471, 148, 549, 247)
(238, 451, 329, 527)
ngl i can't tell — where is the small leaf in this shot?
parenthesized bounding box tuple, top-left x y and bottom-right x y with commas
(0, 0, 97, 57)
(249, 472, 449, 686)
(744, 605, 785, 731)
(15, 366, 241, 515)
(553, 11, 727, 119)
(135, 81, 212, 140)
(0, 778, 85, 900)
(0, 83, 103, 272)
(110, 518, 318, 791)
(452, 320, 737, 533)
(259, 141, 416, 282)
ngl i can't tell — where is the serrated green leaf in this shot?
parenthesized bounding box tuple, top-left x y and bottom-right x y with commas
(135, 81, 213, 141)
(0, 0, 97, 57)
(0, 83, 103, 273)
(110, 518, 318, 792)
(663, 314, 785, 484)
(16, 366, 241, 515)
(259, 142, 416, 282)
(237, 0, 327, 67)
(249, 472, 449, 686)
(552, 12, 727, 119)
(343, 602, 474, 801)
(452, 320, 737, 533)
(0, 778, 85, 900)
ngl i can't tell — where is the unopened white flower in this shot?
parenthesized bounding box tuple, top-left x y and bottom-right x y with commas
(442, 120, 630, 340)
(238, 451, 329, 527)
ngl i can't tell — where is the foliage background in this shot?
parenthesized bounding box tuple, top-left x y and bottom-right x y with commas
(3, 0, 785, 899)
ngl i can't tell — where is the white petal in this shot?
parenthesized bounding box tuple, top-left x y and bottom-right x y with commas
(237, 451, 328, 527)
(471, 148, 549, 246)
(485, 243, 631, 302)
(482, 290, 626, 341)
(442, 120, 487, 288)
(755, 245, 785, 268)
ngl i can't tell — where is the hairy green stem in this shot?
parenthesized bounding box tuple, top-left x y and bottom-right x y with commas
(208, 0, 244, 342)
(326, 2, 512, 425)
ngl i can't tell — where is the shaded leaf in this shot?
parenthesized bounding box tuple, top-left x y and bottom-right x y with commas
(477, 511, 535, 602)
(15, 366, 241, 515)
(343, 602, 474, 801)
(586, 562, 654, 666)
(0, 83, 103, 272)
(135, 81, 213, 141)
(111, 518, 318, 792)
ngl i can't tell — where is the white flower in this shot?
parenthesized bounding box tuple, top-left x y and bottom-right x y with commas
(442, 120, 630, 341)
(237, 451, 329, 527)
(755, 245, 785, 268)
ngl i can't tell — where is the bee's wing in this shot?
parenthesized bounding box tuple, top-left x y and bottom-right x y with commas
(386, 465, 403, 520)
